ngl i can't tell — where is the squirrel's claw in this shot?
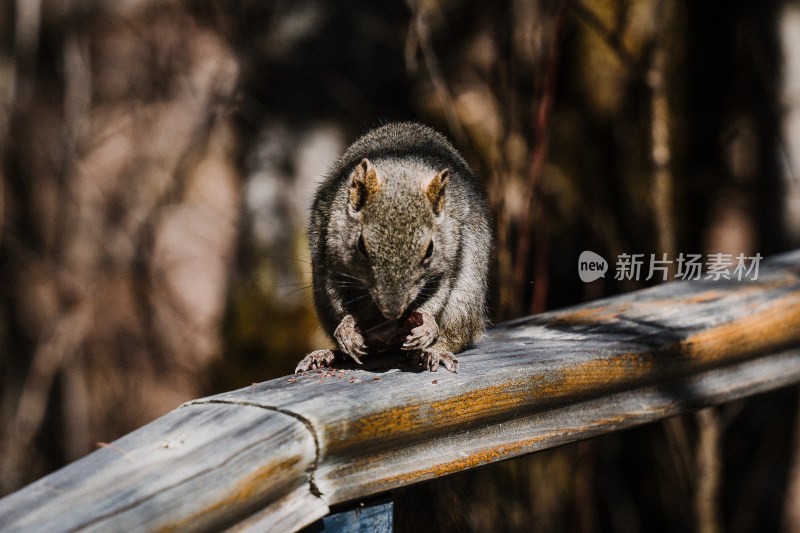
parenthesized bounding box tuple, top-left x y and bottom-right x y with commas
(438, 352, 459, 373)
(295, 349, 337, 373)
(402, 311, 438, 350)
(411, 348, 458, 373)
(334, 314, 367, 364)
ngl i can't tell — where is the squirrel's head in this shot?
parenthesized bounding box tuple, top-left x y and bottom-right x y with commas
(344, 157, 450, 320)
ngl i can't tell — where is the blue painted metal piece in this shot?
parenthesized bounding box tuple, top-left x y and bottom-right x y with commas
(302, 500, 393, 533)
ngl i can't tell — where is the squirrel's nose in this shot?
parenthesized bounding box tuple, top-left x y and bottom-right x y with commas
(378, 305, 405, 320)
(375, 295, 407, 320)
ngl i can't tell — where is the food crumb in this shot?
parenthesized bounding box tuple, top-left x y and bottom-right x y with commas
(373, 376, 381, 380)
(432, 380, 438, 384)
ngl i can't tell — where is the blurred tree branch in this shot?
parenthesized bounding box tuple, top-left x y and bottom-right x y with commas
(512, 0, 570, 315)
(406, 0, 468, 145)
(0, 1, 240, 494)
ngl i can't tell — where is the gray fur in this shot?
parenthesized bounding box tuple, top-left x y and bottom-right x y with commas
(297, 122, 490, 373)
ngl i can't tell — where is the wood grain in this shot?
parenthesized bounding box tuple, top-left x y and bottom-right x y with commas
(1, 250, 799, 532)
(0, 403, 323, 532)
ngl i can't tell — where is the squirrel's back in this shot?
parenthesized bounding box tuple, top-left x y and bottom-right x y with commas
(334, 122, 474, 181)
(311, 122, 487, 250)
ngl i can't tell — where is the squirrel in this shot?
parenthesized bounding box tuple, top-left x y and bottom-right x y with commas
(295, 122, 490, 373)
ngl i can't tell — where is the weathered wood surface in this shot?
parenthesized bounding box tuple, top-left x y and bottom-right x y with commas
(1, 250, 800, 532)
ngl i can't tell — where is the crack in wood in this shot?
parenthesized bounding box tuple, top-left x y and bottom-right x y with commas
(181, 398, 324, 499)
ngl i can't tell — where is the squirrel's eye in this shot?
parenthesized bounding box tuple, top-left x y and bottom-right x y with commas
(422, 239, 434, 263)
(357, 234, 368, 258)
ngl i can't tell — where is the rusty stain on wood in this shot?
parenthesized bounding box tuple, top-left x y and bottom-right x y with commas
(683, 292, 800, 361)
(548, 303, 630, 325)
(173, 454, 307, 530)
(1, 250, 800, 533)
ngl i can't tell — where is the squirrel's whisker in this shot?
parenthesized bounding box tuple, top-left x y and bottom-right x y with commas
(276, 284, 314, 302)
(345, 294, 371, 306)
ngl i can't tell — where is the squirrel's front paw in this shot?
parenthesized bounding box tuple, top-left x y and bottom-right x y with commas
(334, 314, 367, 364)
(295, 349, 336, 373)
(411, 348, 458, 373)
(402, 311, 439, 350)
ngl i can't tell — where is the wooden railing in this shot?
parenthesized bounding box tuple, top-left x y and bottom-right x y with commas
(2, 250, 800, 532)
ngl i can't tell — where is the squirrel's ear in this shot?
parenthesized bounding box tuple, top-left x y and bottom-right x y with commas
(423, 168, 449, 215)
(349, 158, 382, 211)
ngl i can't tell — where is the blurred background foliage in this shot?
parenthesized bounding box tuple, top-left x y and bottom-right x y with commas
(2, 0, 800, 531)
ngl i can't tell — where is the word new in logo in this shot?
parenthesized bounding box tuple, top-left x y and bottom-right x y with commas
(578, 251, 608, 282)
